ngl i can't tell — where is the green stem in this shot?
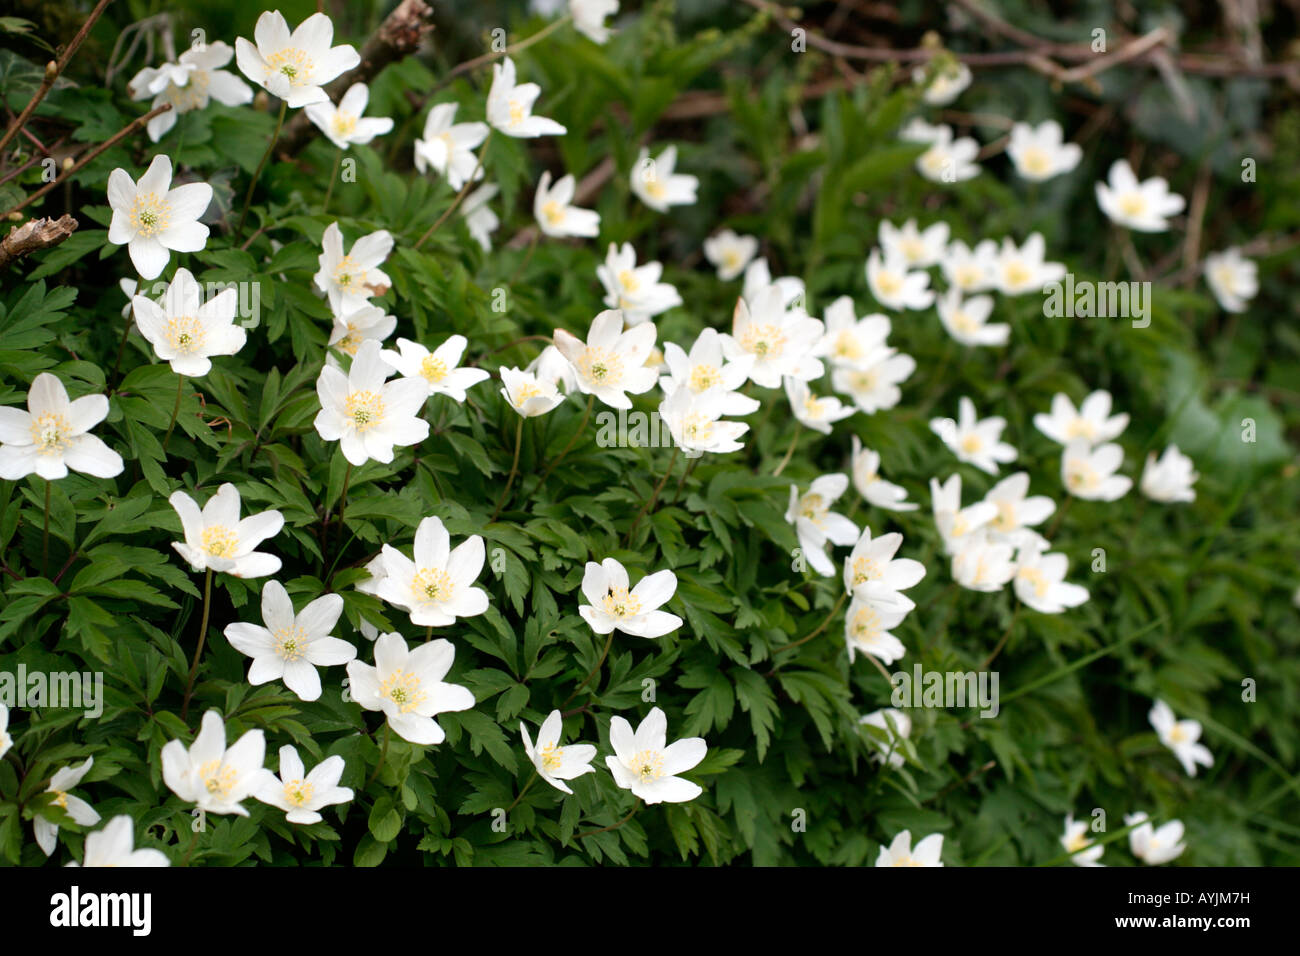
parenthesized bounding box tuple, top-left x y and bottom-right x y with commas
(180, 567, 214, 723)
(563, 631, 615, 707)
(161, 374, 184, 456)
(536, 394, 593, 489)
(771, 590, 847, 655)
(577, 798, 641, 839)
(41, 479, 50, 578)
(334, 462, 353, 561)
(981, 603, 1020, 669)
(772, 422, 802, 477)
(365, 723, 392, 788)
(491, 416, 525, 521)
(625, 446, 679, 543)
(322, 146, 343, 215)
(506, 770, 539, 812)
(237, 99, 287, 235)
(414, 130, 493, 250)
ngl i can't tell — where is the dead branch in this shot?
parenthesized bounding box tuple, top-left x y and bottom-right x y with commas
(0, 215, 79, 270)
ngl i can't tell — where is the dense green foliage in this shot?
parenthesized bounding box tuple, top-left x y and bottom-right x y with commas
(0, 0, 1297, 867)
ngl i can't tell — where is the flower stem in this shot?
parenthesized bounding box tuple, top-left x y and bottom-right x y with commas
(577, 798, 641, 839)
(981, 603, 1020, 670)
(491, 416, 525, 521)
(625, 446, 679, 544)
(322, 146, 343, 215)
(536, 394, 593, 489)
(161, 374, 184, 456)
(671, 456, 699, 505)
(180, 567, 214, 723)
(771, 422, 802, 477)
(41, 479, 51, 577)
(771, 590, 847, 655)
(1046, 495, 1073, 538)
(563, 631, 614, 707)
(237, 99, 287, 236)
(365, 723, 391, 788)
(506, 770, 539, 812)
(414, 130, 493, 250)
(334, 462, 354, 561)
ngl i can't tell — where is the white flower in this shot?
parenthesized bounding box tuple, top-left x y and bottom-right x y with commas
(843, 527, 926, 612)
(785, 377, 854, 435)
(860, 709, 911, 768)
(1033, 390, 1129, 447)
(1013, 542, 1089, 613)
(631, 145, 698, 212)
(345, 632, 475, 745)
(1006, 120, 1081, 182)
(983, 472, 1055, 543)
(413, 102, 489, 189)
(659, 328, 758, 416)
(314, 222, 393, 315)
(314, 339, 429, 466)
(912, 124, 980, 182)
(914, 59, 971, 105)
(461, 182, 501, 250)
(521, 709, 597, 794)
(850, 437, 917, 512)
(161, 710, 274, 816)
(170, 482, 284, 578)
(722, 286, 824, 387)
(876, 830, 944, 866)
(34, 757, 100, 856)
(329, 304, 396, 357)
(1061, 814, 1104, 866)
(814, 296, 891, 367)
(572, 0, 619, 43)
(1062, 440, 1131, 501)
(937, 288, 1008, 347)
(306, 82, 394, 149)
(534, 170, 600, 238)
(529, 344, 579, 394)
(107, 155, 212, 279)
(1149, 699, 1213, 777)
(879, 219, 949, 269)
(951, 536, 1016, 592)
(224, 580, 356, 701)
(68, 816, 169, 867)
(931, 474, 997, 555)
(0, 373, 122, 481)
(381, 336, 490, 402)
(742, 257, 805, 308)
(234, 11, 359, 108)
(899, 117, 946, 144)
(659, 385, 749, 457)
(255, 745, 353, 824)
(786, 474, 859, 577)
(578, 558, 682, 638)
(128, 41, 252, 141)
(845, 594, 908, 665)
(1125, 812, 1187, 865)
(831, 348, 916, 414)
(703, 230, 759, 280)
(606, 707, 706, 804)
(1203, 248, 1258, 313)
(931, 396, 1018, 475)
(1095, 159, 1185, 232)
(940, 238, 998, 293)
(374, 515, 488, 627)
(553, 309, 657, 409)
(132, 266, 246, 375)
(487, 56, 566, 137)
(992, 233, 1065, 295)
(500, 366, 565, 417)
(1141, 444, 1198, 504)
(596, 243, 681, 325)
(0, 705, 10, 761)
(866, 248, 935, 311)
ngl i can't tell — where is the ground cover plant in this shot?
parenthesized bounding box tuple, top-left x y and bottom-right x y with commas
(0, 0, 1298, 868)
